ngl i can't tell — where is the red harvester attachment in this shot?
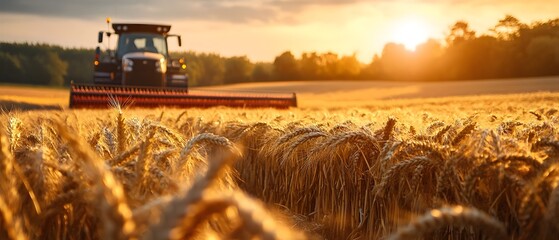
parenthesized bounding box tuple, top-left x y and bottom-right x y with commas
(69, 83, 298, 109)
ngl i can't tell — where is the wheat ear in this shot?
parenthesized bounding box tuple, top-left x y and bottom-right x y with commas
(0, 122, 28, 238)
(0, 124, 27, 240)
(387, 205, 507, 240)
(0, 194, 28, 240)
(229, 191, 305, 240)
(276, 126, 322, 145)
(170, 191, 305, 240)
(55, 121, 136, 240)
(381, 117, 397, 142)
(175, 133, 236, 172)
(452, 123, 476, 146)
(116, 109, 126, 153)
(143, 138, 240, 240)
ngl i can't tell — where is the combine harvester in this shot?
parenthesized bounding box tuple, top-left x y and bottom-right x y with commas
(69, 20, 297, 109)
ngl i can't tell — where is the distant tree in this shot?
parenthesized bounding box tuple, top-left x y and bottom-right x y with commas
(252, 62, 274, 82)
(299, 52, 359, 80)
(446, 21, 476, 45)
(56, 48, 94, 85)
(443, 36, 503, 80)
(320, 52, 338, 80)
(335, 54, 361, 79)
(0, 52, 25, 83)
(273, 51, 299, 80)
(491, 15, 526, 40)
(24, 50, 68, 86)
(524, 36, 559, 76)
(173, 52, 226, 86)
(414, 39, 444, 80)
(506, 18, 559, 77)
(361, 54, 382, 80)
(299, 52, 321, 79)
(379, 43, 413, 80)
(199, 53, 225, 85)
(186, 60, 204, 86)
(223, 56, 253, 84)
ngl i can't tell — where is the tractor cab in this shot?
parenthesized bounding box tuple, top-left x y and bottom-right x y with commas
(117, 33, 168, 57)
(94, 23, 188, 88)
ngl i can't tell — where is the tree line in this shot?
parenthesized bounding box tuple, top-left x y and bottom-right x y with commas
(1, 15, 558, 87)
(0, 43, 93, 86)
(170, 51, 365, 86)
(371, 15, 559, 81)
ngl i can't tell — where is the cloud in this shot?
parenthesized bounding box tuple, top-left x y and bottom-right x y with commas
(1, 0, 550, 24)
(270, 0, 365, 8)
(0, 0, 283, 23)
(0, 0, 388, 23)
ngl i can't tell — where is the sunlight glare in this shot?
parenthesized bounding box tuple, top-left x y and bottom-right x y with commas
(391, 19, 430, 51)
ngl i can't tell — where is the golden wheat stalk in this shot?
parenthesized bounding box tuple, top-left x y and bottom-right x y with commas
(152, 123, 185, 145)
(103, 127, 116, 156)
(228, 191, 306, 240)
(374, 156, 433, 196)
(426, 121, 445, 134)
(328, 121, 356, 134)
(434, 156, 464, 202)
(518, 162, 559, 235)
(143, 139, 239, 240)
(176, 133, 237, 172)
(381, 117, 397, 142)
(0, 194, 28, 240)
(544, 184, 559, 236)
(110, 142, 141, 167)
(529, 110, 543, 121)
(238, 122, 272, 138)
(174, 110, 188, 124)
(7, 116, 22, 153)
(168, 190, 306, 240)
(167, 196, 232, 239)
(55, 121, 136, 240)
(276, 126, 323, 145)
(434, 125, 451, 143)
(116, 109, 127, 153)
(40, 188, 81, 220)
(0, 123, 21, 211)
(386, 205, 507, 240)
(135, 126, 157, 178)
(463, 154, 543, 202)
(452, 123, 476, 146)
(282, 131, 328, 165)
(0, 122, 28, 240)
(325, 130, 378, 149)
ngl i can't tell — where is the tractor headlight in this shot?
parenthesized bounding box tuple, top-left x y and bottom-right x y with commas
(155, 58, 167, 73)
(123, 58, 133, 72)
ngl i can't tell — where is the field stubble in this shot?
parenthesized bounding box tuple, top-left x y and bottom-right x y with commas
(0, 92, 558, 239)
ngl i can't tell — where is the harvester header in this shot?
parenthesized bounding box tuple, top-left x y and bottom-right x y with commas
(68, 21, 298, 109)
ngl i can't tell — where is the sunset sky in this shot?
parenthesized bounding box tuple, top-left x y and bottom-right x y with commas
(0, 0, 558, 62)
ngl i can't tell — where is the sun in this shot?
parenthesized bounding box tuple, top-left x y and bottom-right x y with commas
(391, 19, 431, 51)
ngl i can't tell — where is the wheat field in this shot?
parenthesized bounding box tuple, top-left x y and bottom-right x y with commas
(1, 91, 559, 239)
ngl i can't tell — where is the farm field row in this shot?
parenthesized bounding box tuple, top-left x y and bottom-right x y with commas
(1, 76, 558, 110)
(0, 89, 558, 239)
(1, 77, 558, 239)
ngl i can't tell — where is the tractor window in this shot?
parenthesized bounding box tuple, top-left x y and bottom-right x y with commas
(117, 33, 168, 58)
